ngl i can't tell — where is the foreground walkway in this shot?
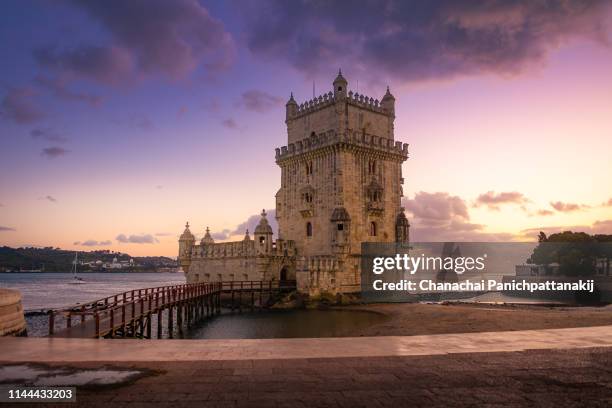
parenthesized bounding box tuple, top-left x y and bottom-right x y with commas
(1, 327, 612, 407)
(1, 325, 612, 362)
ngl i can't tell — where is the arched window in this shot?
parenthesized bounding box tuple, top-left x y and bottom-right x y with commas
(306, 222, 312, 237)
(368, 160, 376, 175)
(305, 161, 313, 176)
(369, 221, 377, 237)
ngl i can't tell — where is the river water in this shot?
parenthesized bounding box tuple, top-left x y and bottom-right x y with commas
(0, 272, 187, 311)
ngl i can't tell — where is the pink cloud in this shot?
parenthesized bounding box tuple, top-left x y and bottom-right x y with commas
(550, 201, 590, 212)
(474, 191, 529, 210)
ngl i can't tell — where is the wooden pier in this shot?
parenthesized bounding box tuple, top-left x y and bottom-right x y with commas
(48, 280, 295, 339)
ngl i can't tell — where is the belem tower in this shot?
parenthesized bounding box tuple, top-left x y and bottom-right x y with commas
(178, 71, 410, 295)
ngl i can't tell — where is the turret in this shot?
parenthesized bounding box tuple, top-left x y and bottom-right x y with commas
(254, 209, 273, 254)
(381, 86, 395, 117)
(243, 229, 251, 241)
(285, 92, 298, 120)
(178, 222, 195, 271)
(395, 208, 410, 243)
(201, 227, 215, 245)
(333, 69, 348, 99)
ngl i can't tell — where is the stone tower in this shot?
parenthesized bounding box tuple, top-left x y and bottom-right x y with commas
(275, 71, 409, 294)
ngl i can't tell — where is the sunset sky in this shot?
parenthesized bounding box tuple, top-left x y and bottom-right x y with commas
(1, 0, 612, 257)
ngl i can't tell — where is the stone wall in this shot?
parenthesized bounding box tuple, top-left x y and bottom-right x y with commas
(0, 288, 27, 337)
(184, 238, 297, 284)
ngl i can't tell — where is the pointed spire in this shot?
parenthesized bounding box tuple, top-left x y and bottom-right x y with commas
(333, 69, 348, 93)
(180, 221, 195, 241)
(383, 84, 395, 101)
(201, 226, 215, 245)
(255, 209, 273, 235)
(286, 91, 297, 106)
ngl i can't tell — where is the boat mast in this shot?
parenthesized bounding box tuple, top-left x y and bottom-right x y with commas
(73, 252, 78, 278)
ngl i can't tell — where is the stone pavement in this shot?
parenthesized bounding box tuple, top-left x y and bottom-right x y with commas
(3, 347, 612, 408)
(1, 326, 611, 407)
(1, 325, 612, 362)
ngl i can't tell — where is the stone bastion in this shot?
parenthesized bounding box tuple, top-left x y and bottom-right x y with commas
(0, 288, 27, 336)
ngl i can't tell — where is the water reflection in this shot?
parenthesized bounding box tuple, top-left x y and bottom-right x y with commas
(186, 309, 387, 339)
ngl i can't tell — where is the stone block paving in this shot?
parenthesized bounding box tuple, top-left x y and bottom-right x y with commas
(10, 347, 612, 408)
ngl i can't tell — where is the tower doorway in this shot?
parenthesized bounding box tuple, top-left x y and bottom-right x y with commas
(280, 266, 288, 281)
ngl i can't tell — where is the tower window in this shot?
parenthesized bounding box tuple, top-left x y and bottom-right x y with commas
(337, 223, 344, 231)
(367, 190, 381, 202)
(302, 192, 313, 203)
(368, 160, 376, 175)
(259, 236, 265, 244)
(338, 86, 343, 91)
(305, 161, 313, 176)
(306, 222, 312, 237)
(369, 222, 377, 237)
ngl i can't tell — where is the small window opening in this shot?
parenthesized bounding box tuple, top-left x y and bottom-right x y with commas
(305, 161, 313, 176)
(337, 223, 344, 231)
(369, 222, 377, 237)
(368, 160, 376, 175)
(306, 222, 312, 237)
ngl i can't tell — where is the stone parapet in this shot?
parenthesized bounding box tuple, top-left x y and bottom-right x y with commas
(276, 130, 408, 163)
(191, 239, 297, 259)
(0, 288, 27, 337)
(289, 90, 391, 120)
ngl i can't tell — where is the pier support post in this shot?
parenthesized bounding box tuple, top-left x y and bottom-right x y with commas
(177, 303, 183, 336)
(48, 311, 54, 336)
(110, 310, 115, 338)
(157, 310, 162, 339)
(168, 306, 173, 339)
(146, 313, 152, 339)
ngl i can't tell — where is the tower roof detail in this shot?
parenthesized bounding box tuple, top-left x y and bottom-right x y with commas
(255, 209, 273, 234)
(201, 226, 215, 245)
(382, 86, 395, 101)
(286, 92, 297, 106)
(179, 222, 195, 241)
(333, 69, 347, 86)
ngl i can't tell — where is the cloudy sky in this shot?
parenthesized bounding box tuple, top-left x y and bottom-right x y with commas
(1, 0, 612, 256)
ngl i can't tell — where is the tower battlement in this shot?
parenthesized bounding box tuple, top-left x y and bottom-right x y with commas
(289, 89, 391, 120)
(285, 71, 397, 144)
(275, 130, 408, 163)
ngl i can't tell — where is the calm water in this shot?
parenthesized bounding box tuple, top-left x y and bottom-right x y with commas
(0, 272, 186, 311)
(187, 309, 387, 339)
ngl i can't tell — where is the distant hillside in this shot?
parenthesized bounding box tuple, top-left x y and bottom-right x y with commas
(0, 246, 177, 272)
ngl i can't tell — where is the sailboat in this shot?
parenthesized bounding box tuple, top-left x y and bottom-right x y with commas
(69, 252, 86, 284)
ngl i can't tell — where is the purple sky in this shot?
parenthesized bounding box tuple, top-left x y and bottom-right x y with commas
(1, 0, 612, 256)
